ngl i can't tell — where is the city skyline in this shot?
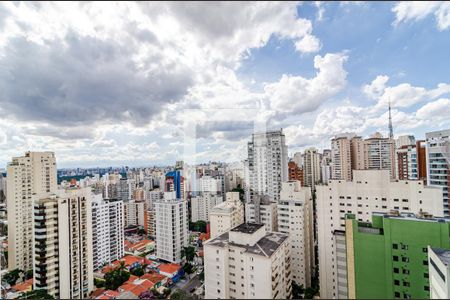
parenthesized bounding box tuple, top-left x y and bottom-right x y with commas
(1, 2, 450, 168)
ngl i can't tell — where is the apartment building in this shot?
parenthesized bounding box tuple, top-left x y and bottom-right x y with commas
(204, 223, 292, 299)
(245, 130, 288, 203)
(245, 194, 278, 232)
(426, 129, 450, 216)
(124, 200, 146, 227)
(33, 188, 94, 299)
(155, 192, 189, 263)
(7, 151, 57, 271)
(316, 170, 444, 299)
(428, 247, 450, 299)
(277, 181, 314, 287)
(91, 195, 124, 271)
(191, 192, 223, 222)
(331, 134, 354, 181)
(345, 212, 450, 299)
(303, 148, 321, 189)
(288, 161, 304, 186)
(210, 192, 244, 239)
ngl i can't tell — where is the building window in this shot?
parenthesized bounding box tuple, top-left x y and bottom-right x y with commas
(423, 260, 428, 266)
(394, 279, 400, 286)
(393, 255, 399, 261)
(394, 292, 400, 298)
(403, 281, 410, 287)
(402, 257, 409, 263)
(403, 269, 410, 275)
(401, 244, 408, 250)
(394, 268, 399, 274)
(422, 247, 427, 253)
(424, 286, 430, 291)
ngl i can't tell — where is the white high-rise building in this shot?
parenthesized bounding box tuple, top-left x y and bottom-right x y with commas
(245, 195, 278, 232)
(316, 170, 444, 299)
(210, 192, 244, 238)
(303, 148, 321, 189)
(426, 129, 450, 216)
(155, 192, 189, 263)
(204, 223, 292, 299)
(7, 151, 57, 271)
(245, 130, 288, 203)
(278, 181, 314, 287)
(198, 176, 220, 194)
(428, 247, 450, 299)
(124, 200, 146, 227)
(33, 188, 94, 299)
(191, 192, 223, 222)
(331, 134, 354, 181)
(91, 195, 124, 271)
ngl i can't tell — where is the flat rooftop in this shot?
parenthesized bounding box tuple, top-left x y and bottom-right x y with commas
(373, 212, 450, 223)
(231, 223, 264, 234)
(206, 230, 288, 258)
(432, 247, 450, 266)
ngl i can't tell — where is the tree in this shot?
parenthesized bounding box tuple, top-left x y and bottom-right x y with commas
(181, 246, 196, 263)
(104, 262, 130, 290)
(94, 277, 105, 288)
(18, 289, 54, 299)
(2, 269, 23, 286)
(137, 228, 146, 235)
(170, 289, 196, 300)
(131, 267, 144, 277)
(182, 263, 194, 275)
(188, 220, 207, 233)
(292, 282, 305, 299)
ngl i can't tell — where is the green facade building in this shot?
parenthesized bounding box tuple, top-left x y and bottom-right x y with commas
(345, 212, 450, 299)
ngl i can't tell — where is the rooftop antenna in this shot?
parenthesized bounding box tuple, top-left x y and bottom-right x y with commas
(388, 98, 394, 139)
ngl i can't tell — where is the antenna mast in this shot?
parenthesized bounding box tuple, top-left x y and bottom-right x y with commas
(388, 98, 394, 139)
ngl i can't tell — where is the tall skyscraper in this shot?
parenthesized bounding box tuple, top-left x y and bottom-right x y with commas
(331, 134, 354, 181)
(155, 192, 189, 263)
(277, 181, 314, 287)
(426, 129, 450, 216)
(316, 170, 444, 299)
(345, 212, 450, 299)
(33, 188, 94, 299)
(363, 132, 396, 179)
(303, 148, 321, 189)
(245, 130, 288, 203)
(91, 195, 124, 271)
(209, 192, 244, 239)
(7, 151, 57, 271)
(204, 223, 292, 299)
(165, 170, 184, 199)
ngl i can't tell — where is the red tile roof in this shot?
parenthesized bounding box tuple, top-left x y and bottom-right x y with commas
(91, 288, 105, 298)
(140, 273, 166, 285)
(128, 239, 153, 252)
(95, 295, 109, 300)
(199, 232, 210, 241)
(126, 275, 139, 283)
(12, 279, 33, 292)
(103, 290, 120, 298)
(158, 263, 181, 275)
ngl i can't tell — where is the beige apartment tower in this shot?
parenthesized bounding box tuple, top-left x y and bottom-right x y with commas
(209, 192, 244, 238)
(7, 151, 57, 271)
(33, 188, 94, 299)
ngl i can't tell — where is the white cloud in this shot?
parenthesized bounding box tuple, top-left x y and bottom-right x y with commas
(313, 105, 365, 136)
(416, 98, 450, 121)
(264, 52, 348, 115)
(392, 1, 450, 30)
(363, 75, 389, 99)
(294, 34, 322, 53)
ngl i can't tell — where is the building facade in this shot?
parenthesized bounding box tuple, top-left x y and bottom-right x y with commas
(210, 192, 244, 239)
(316, 170, 444, 299)
(204, 223, 292, 299)
(345, 212, 450, 299)
(277, 181, 314, 287)
(191, 192, 223, 222)
(245, 130, 288, 203)
(155, 192, 189, 263)
(426, 129, 450, 216)
(288, 161, 304, 186)
(428, 247, 450, 299)
(33, 188, 94, 299)
(7, 151, 57, 271)
(245, 195, 278, 232)
(303, 148, 321, 189)
(91, 196, 124, 271)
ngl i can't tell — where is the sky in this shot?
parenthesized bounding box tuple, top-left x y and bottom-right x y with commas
(0, 1, 450, 168)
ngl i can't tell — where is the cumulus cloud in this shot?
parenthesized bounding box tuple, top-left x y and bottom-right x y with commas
(416, 98, 450, 121)
(313, 105, 365, 136)
(264, 52, 348, 115)
(364, 75, 450, 110)
(392, 1, 450, 31)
